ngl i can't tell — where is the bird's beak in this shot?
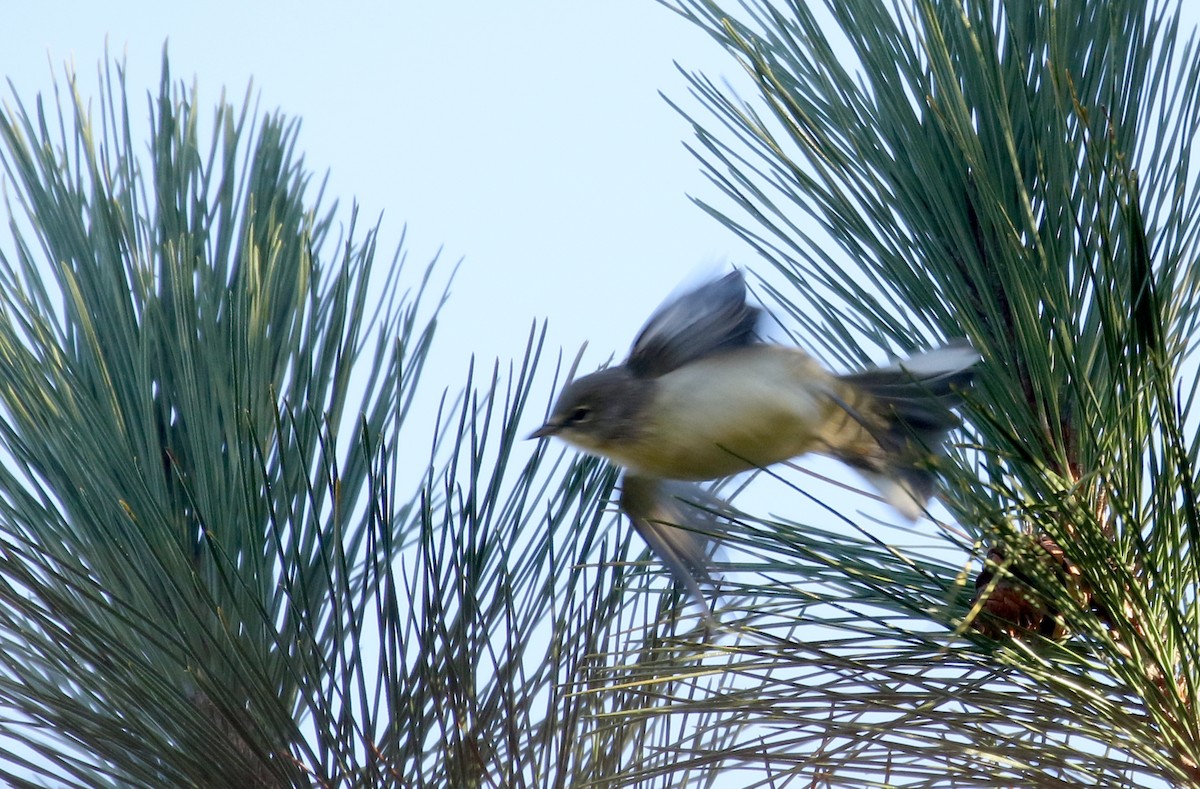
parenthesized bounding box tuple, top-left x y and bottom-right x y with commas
(527, 422, 560, 440)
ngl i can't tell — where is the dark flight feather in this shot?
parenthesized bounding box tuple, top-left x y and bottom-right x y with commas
(626, 270, 762, 378)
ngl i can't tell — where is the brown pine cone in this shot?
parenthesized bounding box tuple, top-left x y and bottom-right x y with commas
(971, 535, 1087, 640)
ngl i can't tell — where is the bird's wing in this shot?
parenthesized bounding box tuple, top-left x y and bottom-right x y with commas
(626, 270, 762, 377)
(619, 474, 730, 621)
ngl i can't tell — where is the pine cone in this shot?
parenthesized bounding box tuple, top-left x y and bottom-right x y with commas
(971, 534, 1087, 640)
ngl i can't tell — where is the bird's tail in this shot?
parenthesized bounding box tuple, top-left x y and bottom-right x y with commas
(827, 340, 979, 518)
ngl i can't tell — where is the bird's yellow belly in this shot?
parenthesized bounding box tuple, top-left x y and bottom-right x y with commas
(615, 347, 837, 480)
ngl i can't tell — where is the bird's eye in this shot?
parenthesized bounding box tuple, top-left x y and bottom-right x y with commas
(567, 406, 591, 424)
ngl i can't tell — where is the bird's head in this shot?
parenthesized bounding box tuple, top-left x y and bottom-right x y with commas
(529, 367, 652, 455)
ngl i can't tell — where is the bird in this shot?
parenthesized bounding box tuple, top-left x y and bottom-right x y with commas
(531, 270, 978, 610)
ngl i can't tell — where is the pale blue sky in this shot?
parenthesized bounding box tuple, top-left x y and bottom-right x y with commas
(4, 1, 750, 375)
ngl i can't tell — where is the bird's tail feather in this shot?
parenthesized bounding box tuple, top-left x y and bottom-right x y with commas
(831, 340, 979, 518)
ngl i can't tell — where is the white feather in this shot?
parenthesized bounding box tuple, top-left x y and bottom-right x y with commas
(883, 341, 981, 378)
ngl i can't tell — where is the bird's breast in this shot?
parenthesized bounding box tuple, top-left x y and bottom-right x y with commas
(618, 346, 839, 479)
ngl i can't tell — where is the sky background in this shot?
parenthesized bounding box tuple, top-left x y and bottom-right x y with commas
(4, 0, 756, 379)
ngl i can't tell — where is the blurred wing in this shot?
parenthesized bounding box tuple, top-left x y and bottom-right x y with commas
(626, 270, 762, 377)
(619, 474, 729, 620)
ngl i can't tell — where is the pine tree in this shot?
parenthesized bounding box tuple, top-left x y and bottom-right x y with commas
(0, 0, 1197, 785)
